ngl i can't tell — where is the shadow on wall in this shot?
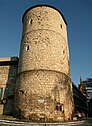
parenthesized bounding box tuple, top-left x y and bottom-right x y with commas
(0, 57, 18, 116)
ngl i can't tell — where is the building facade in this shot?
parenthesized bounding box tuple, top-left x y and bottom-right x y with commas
(73, 83, 88, 117)
(0, 58, 88, 120)
(79, 78, 92, 117)
(79, 78, 92, 99)
(14, 5, 74, 121)
(0, 57, 18, 115)
(2, 5, 90, 122)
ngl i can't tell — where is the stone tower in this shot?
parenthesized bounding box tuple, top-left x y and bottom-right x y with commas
(14, 5, 74, 121)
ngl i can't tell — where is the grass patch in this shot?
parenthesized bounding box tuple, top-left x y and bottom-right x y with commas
(0, 115, 17, 120)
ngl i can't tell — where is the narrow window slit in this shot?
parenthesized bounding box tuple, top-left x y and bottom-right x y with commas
(60, 24, 62, 28)
(26, 45, 29, 51)
(63, 50, 65, 54)
(31, 19, 32, 24)
(29, 19, 33, 25)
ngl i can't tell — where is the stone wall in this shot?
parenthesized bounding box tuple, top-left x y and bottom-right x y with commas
(14, 5, 74, 121)
(19, 30, 70, 76)
(14, 70, 74, 121)
(19, 5, 70, 76)
(0, 57, 18, 115)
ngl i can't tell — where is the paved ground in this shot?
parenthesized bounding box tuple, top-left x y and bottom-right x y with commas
(0, 118, 92, 126)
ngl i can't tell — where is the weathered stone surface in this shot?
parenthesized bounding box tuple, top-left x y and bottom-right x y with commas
(14, 70, 74, 121)
(14, 5, 74, 121)
(19, 6, 70, 76)
(22, 6, 67, 41)
(0, 58, 18, 115)
(19, 30, 70, 76)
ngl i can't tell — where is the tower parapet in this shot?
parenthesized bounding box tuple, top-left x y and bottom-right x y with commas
(14, 5, 74, 121)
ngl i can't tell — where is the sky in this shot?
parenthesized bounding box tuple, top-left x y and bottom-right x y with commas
(0, 0, 92, 86)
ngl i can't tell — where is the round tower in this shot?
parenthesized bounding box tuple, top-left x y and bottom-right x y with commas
(14, 5, 74, 121)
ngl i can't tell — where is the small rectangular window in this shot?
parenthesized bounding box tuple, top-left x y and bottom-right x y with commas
(56, 102, 64, 112)
(60, 24, 62, 28)
(4, 88, 8, 97)
(0, 88, 3, 98)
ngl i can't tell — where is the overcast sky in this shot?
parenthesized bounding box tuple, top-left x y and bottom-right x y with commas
(0, 0, 92, 85)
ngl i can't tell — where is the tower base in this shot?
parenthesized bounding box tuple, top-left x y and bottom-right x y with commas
(14, 70, 74, 121)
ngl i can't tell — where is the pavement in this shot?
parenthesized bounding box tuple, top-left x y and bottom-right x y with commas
(0, 118, 92, 126)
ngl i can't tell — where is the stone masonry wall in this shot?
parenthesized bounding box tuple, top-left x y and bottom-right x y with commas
(0, 64, 18, 115)
(19, 6, 70, 76)
(14, 5, 74, 121)
(19, 30, 70, 76)
(14, 70, 74, 121)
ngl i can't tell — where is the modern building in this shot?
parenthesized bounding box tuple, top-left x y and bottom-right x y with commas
(73, 82, 88, 117)
(78, 78, 92, 117)
(79, 78, 92, 99)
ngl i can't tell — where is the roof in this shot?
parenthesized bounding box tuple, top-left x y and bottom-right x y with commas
(22, 4, 67, 25)
(0, 57, 18, 62)
(0, 57, 18, 66)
